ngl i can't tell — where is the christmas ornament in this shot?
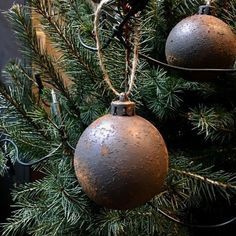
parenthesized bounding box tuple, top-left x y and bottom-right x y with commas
(74, 97, 168, 210)
(165, 14, 236, 69)
(74, 0, 168, 210)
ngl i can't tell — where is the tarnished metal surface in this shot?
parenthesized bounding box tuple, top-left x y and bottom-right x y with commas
(74, 114, 168, 210)
(165, 15, 236, 69)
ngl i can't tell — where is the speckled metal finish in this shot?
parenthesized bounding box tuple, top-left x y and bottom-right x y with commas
(165, 15, 236, 69)
(74, 112, 168, 210)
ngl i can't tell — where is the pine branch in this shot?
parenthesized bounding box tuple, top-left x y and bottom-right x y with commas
(1, 61, 77, 160)
(2, 158, 90, 236)
(31, 0, 100, 82)
(0, 84, 49, 140)
(0, 152, 8, 176)
(188, 105, 235, 142)
(176, 0, 204, 16)
(169, 154, 236, 202)
(171, 168, 236, 190)
(141, 68, 184, 120)
(7, 63, 82, 152)
(214, 0, 236, 28)
(6, 4, 82, 119)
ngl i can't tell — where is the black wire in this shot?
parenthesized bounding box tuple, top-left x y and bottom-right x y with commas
(66, 141, 75, 151)
(139, 53, 236, 73)
(78, 29, 98, 51)
(0, 139, 62, 166)
(148, 202, 236, 228)
(77, 32, 236, 74)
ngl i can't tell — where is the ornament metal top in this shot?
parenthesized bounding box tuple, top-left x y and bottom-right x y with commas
(74, 96, 169, 210)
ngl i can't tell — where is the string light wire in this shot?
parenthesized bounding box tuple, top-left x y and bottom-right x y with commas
(0, 139, 62, 166)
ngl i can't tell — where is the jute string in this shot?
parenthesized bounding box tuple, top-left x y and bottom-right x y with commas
(94, 0, 140, 97)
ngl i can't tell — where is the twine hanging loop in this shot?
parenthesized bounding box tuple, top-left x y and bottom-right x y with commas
(94, 0, 140, 97)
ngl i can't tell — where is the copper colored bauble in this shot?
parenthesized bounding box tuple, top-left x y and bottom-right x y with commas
(74, 98, 168, 210)
(165, 14, 236, 69)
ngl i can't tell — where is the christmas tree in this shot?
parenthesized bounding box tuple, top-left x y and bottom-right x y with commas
(0, 0, 236, 235)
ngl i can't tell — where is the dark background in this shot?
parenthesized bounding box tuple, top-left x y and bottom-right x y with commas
(0, 0, 29, 226)
(0, 0, 23, 81)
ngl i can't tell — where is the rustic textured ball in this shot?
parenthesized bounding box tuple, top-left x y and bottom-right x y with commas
(74, 107, 168, 210)
(165, 14, 236, 69)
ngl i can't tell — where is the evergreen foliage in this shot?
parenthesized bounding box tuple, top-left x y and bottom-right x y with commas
(0, 0, 235, 235)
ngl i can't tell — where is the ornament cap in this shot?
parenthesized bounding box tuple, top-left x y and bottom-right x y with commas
(111, 93, 135, 116)
(198, 4, 211, 15)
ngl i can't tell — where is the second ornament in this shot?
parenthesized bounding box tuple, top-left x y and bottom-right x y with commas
(165, 7, 236, 69)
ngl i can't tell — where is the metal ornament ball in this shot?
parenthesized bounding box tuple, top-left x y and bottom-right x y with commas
(165, 14, 236, 69)
(74, 99, 168, 210)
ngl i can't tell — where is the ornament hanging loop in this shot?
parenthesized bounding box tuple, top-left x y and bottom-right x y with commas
(119, 92, 129, 102)
(94, 0, 140, 97)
